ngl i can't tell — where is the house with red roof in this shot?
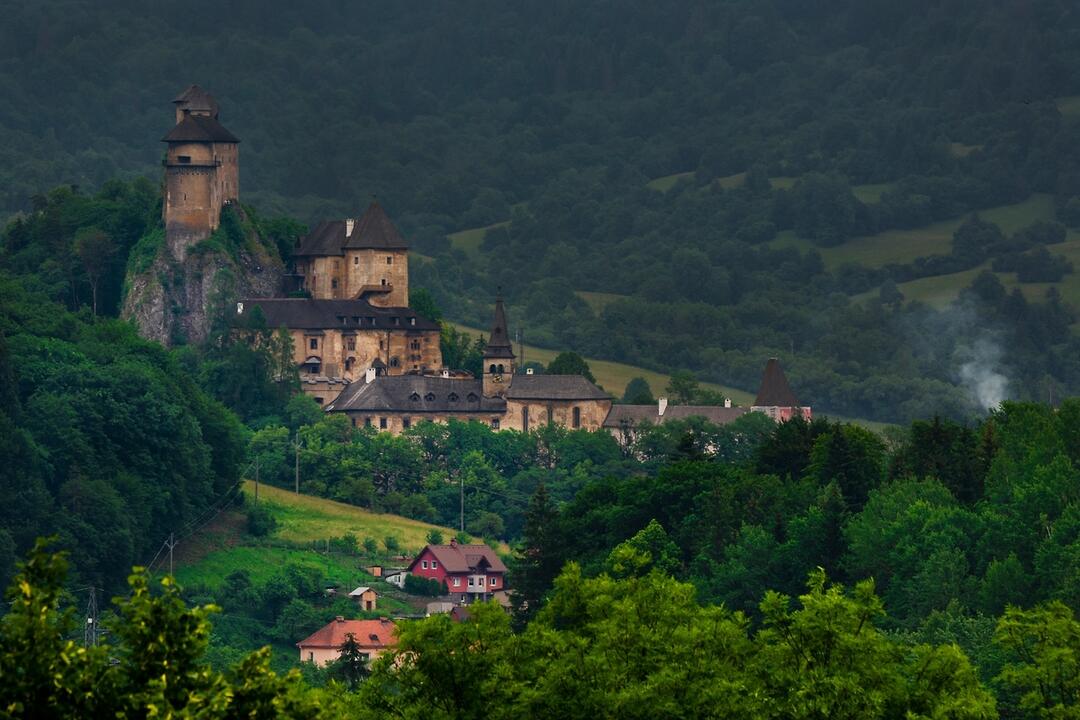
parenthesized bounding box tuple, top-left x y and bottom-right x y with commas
(407, 538, 508, 602)
(296, 616, 396, 667)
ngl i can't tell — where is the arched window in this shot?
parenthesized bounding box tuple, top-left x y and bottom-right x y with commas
(497, 364, 504, 374)
(489, 364, 497, 374)
(390, 357, 400, 368)
(409, 392, 421, 402)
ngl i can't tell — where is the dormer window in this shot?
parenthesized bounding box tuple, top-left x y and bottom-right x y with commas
(410, 392, 421, 402)
(448, 393, 459, 402)
(424, 392, 435, 401)
(410, 317, 416, 326)
(392, 317, 400, 326)
(368, 317, 376, 325)
(467, 393, 479, 402)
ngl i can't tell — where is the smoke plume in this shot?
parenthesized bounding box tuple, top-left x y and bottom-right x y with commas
(956, 336, 1009, 411)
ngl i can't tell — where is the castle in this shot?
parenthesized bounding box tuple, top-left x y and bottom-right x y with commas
(155, 85, 808, 432)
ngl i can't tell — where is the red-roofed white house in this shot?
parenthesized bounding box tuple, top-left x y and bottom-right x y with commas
(407, 538, 507, 602)
(296, 617, 397, 667)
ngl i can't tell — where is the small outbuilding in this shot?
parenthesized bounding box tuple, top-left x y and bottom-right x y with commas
(349, 586, 379, 611)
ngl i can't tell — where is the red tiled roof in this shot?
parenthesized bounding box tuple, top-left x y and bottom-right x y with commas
(296, 617, 397, 649)
(408, 542, 507, 574)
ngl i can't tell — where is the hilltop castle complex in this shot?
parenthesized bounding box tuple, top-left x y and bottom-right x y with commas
(152, 86, 808, 433)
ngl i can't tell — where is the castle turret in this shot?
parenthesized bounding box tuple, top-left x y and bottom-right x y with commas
(162, 85, 239, 259)
(482, 293, 515, 398)
(751, 357, 811, 422)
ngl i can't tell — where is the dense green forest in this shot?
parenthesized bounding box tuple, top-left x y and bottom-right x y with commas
(4, 0, 1080, 419)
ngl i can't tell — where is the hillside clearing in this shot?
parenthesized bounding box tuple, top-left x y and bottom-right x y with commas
(575, 290, 629, 313)
(448, 221, 509, 257)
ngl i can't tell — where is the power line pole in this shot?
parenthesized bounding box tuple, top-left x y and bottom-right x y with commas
(459, 473, 464, 533)
(166, 532, 178, 576)
(84, 587, 98, 647)
(294, 435, 301, 494)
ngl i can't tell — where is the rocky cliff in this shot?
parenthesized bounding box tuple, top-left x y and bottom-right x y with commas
(122, 206, 283, 346)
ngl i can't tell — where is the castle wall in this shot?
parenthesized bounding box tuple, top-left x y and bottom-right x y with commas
(504, 398, 612, 433)
(344, 249, 409, 306)
(163, 141, 239, 260)
(300, 256, 345, 299)
(288, 327, 442, 380)
(343, 411, 502, 435)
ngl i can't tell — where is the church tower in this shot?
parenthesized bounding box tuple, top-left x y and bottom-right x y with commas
(161, 85, 240, 260)
(482, 293, 515, 398)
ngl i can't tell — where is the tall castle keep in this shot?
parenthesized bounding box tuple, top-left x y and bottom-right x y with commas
(162, 85, 240, 259)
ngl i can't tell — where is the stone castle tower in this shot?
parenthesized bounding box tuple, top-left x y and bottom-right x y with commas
(162, 85, 240, 259)
(482, 294, 516, 398)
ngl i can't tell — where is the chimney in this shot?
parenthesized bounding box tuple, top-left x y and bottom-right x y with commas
(365, 367, 376, 384)
(449, 537, 458, 547)
(526, 368, 534, 375)
(658, 397, 668, 416)
(345, 218, 355, 237)
(441, 369, 450, 378)
(236, 302, 244, 314)
(336, 616, 345, 623)
(724, 398, 731, 408)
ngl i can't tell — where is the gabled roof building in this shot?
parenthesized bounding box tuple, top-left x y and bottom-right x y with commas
(297, 617, 396, 667)
(408, 539, 508, 603)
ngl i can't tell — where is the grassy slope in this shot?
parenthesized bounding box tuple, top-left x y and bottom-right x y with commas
(175, 482, 470, 590)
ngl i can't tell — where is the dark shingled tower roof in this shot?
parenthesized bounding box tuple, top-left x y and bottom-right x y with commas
(172, 84, 220, 116)
(483, 294, 515, 360)
(162, 114, 240, 143)
(344, 201, 408, 250)
(293, 202, 408, 257)
(754, 358, 800, 407)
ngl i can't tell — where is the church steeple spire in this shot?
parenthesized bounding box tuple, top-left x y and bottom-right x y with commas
(482, 290, 515, 398)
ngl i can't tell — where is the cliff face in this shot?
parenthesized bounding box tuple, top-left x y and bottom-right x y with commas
(121, 207, 282, 346)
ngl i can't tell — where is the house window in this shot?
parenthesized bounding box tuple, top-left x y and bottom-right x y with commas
(490, 577, 497, 586)
(422, 561, 428, 569)
(453, 577, 460, 587)
(491, 418, 500, 430)
(308, 651, 314, 662)
(379, 417, 388, 429)
(309, 338, 318, 350)
(573, 407, 581, 429)
(431, 561, 438, 568)
(347, 338, 356, 351)
(468, 578, 474, 587)
(403, 417, 411, 429)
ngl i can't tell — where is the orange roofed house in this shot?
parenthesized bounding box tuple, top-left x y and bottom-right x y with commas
(296, 617, 396, 667)
(408, 538, 507, 603)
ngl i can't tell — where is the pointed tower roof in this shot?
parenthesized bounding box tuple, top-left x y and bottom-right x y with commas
(343, 201, 408, 250)
(753, 358, 800, 407)
(172, 84, 219, 117)
(483, 293, 515, 359)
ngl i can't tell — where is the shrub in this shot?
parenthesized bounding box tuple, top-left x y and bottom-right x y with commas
(404, 574, 447, 596)
(246, 503, 277, 537)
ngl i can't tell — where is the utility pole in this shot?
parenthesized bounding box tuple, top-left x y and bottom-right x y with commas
(84, 587, 98, 647)
(166, 532, 178, 576)
(294, 435, 301, 494)
(459, 473, 464, 533)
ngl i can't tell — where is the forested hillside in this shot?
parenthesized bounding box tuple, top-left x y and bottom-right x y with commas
(5, 1, 1080, 419)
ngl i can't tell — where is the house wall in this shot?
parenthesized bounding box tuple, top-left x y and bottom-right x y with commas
(354, 590, 378, 610)
(751, 406, 812, 422)
(504, 398, 612, 432)
(298, 645, 387, 668)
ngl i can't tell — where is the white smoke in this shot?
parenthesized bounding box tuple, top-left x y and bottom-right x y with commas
(956, 336, 1009, 411)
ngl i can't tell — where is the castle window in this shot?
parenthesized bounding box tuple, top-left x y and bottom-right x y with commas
(522, 408, 529, 431)
(547, 406, 554, 424)
(489, 364, 497, 374)
(403, 417, 411, 429)
(331, 279, 338, 289)
(345, 357, 355, 371)
(448, 393, 459, 402)
(410, 392, 421, 402)
(491, 418, 500, 430)
(352, 317, 360, 324)
(347, 338, 356, 351)
(379, 417, 387, 429)
(392, 317, 400, 326)
(309, 338, 318, 350)
(467, 393, 479, 402)
(390, 357, 400, 368)
(354, 257, 359, 265)
(573, 407, 581, 429)
(410, 318, 416, 326)
(379, 339, 384, 349)
(350, 418, 356, 427)
(177, 155, 191, 164)
(314, 397, 323, 405)
(424, 393, 436, 401)
(368, 317, 376, 325)
(365, 417, 372, 427)
(410, 340, 420, 350)
(497, 364, 504, 374)
(386, 257, 393, 264)
(381, 278, 387, 286)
